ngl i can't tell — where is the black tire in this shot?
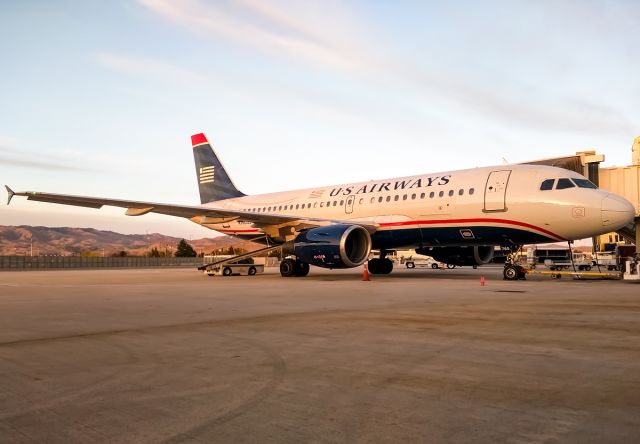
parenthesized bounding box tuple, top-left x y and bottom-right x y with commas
(368, 258, 382, 274)
(294, 261, 310, 277)
(584, 265, 591, 271)
(431, 263, 439, 269)
(406, 262, 415, 269)
(222, 267, 232, 276)
(280, 259, 296, 277)
(503, 264, 519, 281)
(381, 258, 393, 274)
(248, 266, 257, 276)
(446, 263, 455, 269)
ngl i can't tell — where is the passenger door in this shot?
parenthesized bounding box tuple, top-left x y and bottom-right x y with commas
(345, 195, 355, 214)
(484, 170, 511, 212)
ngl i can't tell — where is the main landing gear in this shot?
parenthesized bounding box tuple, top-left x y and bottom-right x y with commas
(280, 258, 310, 277)
(368, 253, 393, 275)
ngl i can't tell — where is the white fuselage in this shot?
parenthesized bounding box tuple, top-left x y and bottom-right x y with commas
(196, 164, 634, 249)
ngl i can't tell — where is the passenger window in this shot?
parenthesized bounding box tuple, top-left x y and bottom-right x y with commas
(295, 204, 299, 209)
(573, 178, 598, 189)
(378, 196, 383, 203)
(411, 193, 416, 200)
(420, 193, 425, 199)
(402, 194, 407, 200)
(370, 197, 375, 204)
(439, 191, 444, 198)
(394, 195, 399, 201)
(458, 189, 464, 196)
(430, 192, 435, 198)
(314, 202, 317, 208)
(540, 179, 555, 190)
(556, 178, 575, 190)
(386, 196, 391, 202)
(340, 200, 344, 206)
(448, 190, 454, 197)
(469, 188, 474, 195)
(333, 201, 337, 206)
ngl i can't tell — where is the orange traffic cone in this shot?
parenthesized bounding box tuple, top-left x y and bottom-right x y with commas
(480, 275, 485, 286)
(362, 263, 370, 281)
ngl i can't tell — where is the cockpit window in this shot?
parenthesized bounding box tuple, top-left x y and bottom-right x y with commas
(540, 179, 555, 191)
(572, 178, 598, 189)
(556, 178, 575, 190)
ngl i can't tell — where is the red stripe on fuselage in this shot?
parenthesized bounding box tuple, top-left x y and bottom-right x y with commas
(378, 218, 564, 240)
(215, 218, 563, 240)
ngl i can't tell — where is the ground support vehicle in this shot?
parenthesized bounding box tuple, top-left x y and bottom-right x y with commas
(404, 257, 442, 269)
(623, 256, 640, 281)
(204, 263, 264, 276)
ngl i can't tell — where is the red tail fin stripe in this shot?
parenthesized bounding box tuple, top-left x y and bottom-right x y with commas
(191, 133, 208, 146)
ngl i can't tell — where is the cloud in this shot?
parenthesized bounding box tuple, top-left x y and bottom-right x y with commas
(133, 0, 636, 136)
(93, 52, 202, 82)
(137, 0, 370, 72)
(0, 147, 97, 172)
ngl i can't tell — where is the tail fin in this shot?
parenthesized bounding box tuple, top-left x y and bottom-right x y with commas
(191, 133, 245, 204)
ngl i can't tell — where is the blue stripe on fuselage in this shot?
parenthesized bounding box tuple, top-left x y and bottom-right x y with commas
(225, 226, 554, 248)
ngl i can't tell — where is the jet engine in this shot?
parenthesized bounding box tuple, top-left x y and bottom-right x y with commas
(284, 224, 372, 269)
(417, 246, 494, 266)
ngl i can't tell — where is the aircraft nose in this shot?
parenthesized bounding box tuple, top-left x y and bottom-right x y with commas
(601, 194, 635, 228)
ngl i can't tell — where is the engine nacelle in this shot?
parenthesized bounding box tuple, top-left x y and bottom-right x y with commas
(417, 246, 494, 266)
(285, 224, 372, 269)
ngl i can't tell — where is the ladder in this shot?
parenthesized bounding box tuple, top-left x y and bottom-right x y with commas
(198, 245, 282, 271)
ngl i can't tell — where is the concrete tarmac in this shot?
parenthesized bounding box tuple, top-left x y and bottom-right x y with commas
(0, 266, 639, 443)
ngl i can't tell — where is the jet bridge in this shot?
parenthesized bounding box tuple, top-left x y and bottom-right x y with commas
(523, 140, 640, 248)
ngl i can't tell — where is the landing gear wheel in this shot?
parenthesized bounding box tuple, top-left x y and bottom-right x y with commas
(248, 266, 257, 276)
(446, 263, 456, 269)
(280, 259, 296, 277)
(223, 267, 232, 276)
(406, 262, 415, 269)
(431, 263, 439, 269)
(294, 260, 310, 277)
(503, 264, 519, 281)
(368, 258, 382, 274)
(381, 258, 393, 274)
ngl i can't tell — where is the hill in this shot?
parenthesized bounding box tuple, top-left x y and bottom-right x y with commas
(0, 225, 263, 256)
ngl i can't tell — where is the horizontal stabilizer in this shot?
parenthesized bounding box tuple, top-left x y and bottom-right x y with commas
(5, 185, 15, 205)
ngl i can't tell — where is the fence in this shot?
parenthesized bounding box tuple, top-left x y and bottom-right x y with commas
(0, 256, 202, 270)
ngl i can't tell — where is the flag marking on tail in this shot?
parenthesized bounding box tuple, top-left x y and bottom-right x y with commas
(199, 166, 215, 184)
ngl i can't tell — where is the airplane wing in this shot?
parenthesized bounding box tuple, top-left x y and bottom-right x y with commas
(5, 186, 378, 233)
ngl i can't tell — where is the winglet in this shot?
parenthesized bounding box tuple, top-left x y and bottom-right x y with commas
(191, 133, 208, 147)
(5, 185, 15, 205)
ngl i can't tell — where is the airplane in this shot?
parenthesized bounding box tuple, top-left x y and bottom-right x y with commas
(5, 133, 636, 279)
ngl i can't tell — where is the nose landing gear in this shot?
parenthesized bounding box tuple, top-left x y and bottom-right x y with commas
(503, 246, 527, 281)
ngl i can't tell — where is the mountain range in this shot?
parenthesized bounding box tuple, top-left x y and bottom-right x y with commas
(0, 225, 262, 256)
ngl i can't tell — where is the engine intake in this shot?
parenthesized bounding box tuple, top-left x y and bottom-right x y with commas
(286, 224, 372, 269)
(417, 246, 494, 266)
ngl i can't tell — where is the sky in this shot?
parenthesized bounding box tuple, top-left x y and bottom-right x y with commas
(1, 0, 639, 238)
